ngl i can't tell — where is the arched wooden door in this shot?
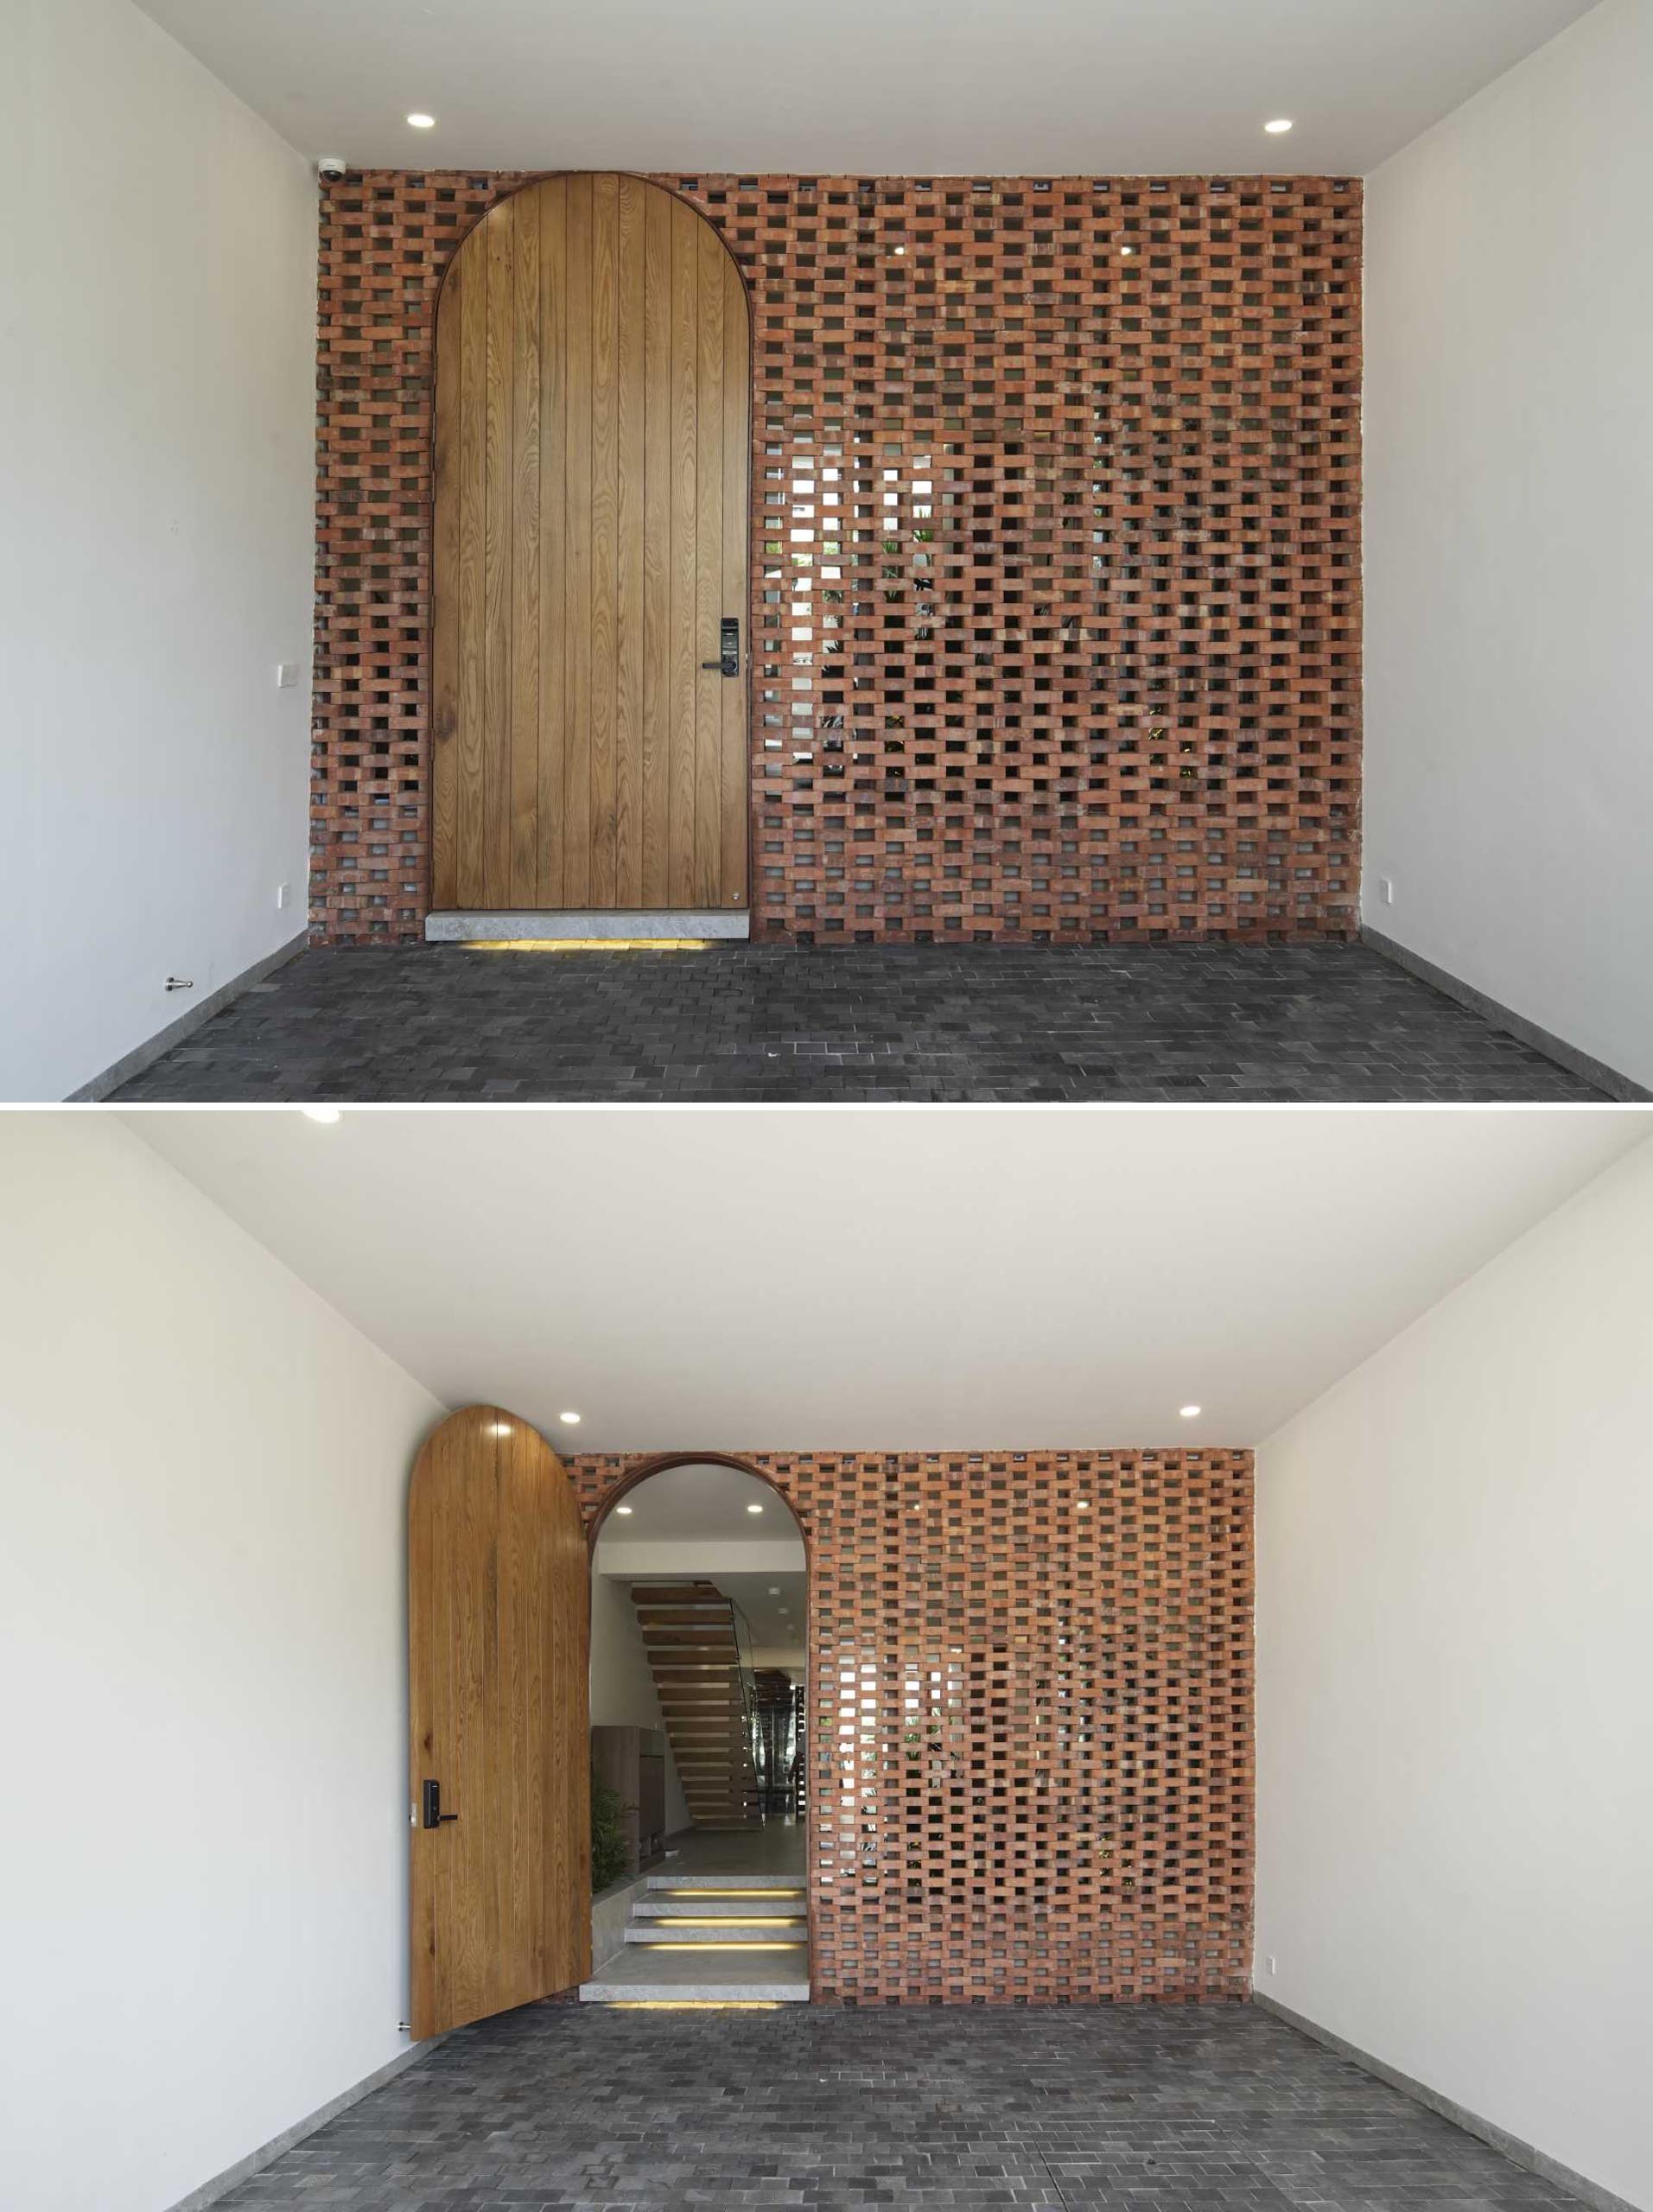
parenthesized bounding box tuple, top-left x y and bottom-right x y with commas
(408, 1407, 589, 2039)
(431, 175, 750, 921)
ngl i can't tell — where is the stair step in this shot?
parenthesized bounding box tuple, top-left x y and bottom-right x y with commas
(625, 1923, 806, 1946)
(580, 1948, 808, 2003)
(635, 1896, 804, 1920)
(636, 1607, 736, 1626)
(647, 1874, 804, 1892)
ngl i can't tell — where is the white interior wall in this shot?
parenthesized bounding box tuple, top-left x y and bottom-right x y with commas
(588, 1573, 690, 1835)
(1362, 0, 1653, 1089)
(0, 1119, 442, 2212)
(1, 0, 317, 1102)
(1256, 1133, 1653, 2212)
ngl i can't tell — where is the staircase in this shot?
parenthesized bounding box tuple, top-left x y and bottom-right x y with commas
(633, 1581, 759, 1830)
(579, 1871, 810, 2003)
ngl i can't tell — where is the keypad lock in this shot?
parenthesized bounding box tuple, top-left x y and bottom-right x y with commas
(421, 1778, 458, 1829)
(702, 617, 741, 678)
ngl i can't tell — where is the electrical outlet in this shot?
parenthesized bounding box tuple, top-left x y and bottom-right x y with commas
(277, 883, 291, 912)
(1266, 1955, 1277, 1976)
(1377, 876, 1395, 906)
(277, 662, 302, 689)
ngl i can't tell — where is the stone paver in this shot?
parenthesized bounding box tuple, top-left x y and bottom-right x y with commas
(114, 942, 1605, 1102)
(212, 1999, 1585, 2212)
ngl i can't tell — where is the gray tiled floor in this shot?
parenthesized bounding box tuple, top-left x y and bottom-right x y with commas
(663, 1821, 808, 1877)
(213, 2002, 1582, 2212)
(113, 942, 1605, 1102)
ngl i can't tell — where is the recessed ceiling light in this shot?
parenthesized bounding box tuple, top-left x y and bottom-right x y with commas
(767, 1586, 780, 1595)
(614, 1503, 633, 1516)
(301, 1105, 340, 1124)
(746, 1503, 764, 1516)
(407, 112, 436, 130)
(559, 1410, 581, 1425)
(1264, 118, 1294, 135)
(1179, 1404, 1203, 1419)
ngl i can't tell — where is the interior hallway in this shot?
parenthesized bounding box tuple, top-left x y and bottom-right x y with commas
(200, 2001, 1589, 2211)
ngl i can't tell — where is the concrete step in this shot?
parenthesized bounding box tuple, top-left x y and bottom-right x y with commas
(579, 1945, 807, 2004)
(624, 1921, 805, 1945)
(634, 1894, 804, 1920)
(646, 1874, 804, 1893)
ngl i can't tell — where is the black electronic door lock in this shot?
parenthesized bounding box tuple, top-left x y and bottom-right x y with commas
(421, 1779, 459, 1829)
(701, 617, 741, 677)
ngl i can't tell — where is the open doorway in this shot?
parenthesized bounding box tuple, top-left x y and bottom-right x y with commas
(582, 1458, 808, 2005)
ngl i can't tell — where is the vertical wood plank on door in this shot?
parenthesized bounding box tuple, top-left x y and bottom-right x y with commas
(721, 254, 750, 905)
(455, 236, 488, 902)
(693, 218, 726, 906)
(668, 197, 701, 906)
(509, 196, 543, 906)
(614, 175, 647, 909)
(588, 174, 620, 907)
(639, 187, 673, 906)
(450, 1426, 491, 2024)
(563, 175, 594, 906)
(554, 1469, 592, 1985)
(500, 1421, 539, 2007)
(537, 178, 568, 907)
(407, 1409, 439, 2039)
(431, 251, 463, 909)
(482, 193, 516, 907)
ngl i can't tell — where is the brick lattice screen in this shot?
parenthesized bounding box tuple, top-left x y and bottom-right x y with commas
(573, 1449, 1254, 2005)
(315, 172, 1359, 943)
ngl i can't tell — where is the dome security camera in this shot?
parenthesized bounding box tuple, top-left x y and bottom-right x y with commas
(318, 156, 347, 182)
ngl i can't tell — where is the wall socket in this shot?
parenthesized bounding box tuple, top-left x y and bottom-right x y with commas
(276, 662, 302, 689)
(1377, 876, 1395, 906)
(1265, 1955, 1278, 1976)
(277, 883, 291, 911)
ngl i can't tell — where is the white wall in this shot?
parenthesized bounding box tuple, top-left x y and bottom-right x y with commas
(588, 1573, 690, 1835)
(1256, 1133, 1653, 2212)
(1, 0, 318, 1101)
(1362, 0, 1653, 1090)
(0, 1118, 442, 2212)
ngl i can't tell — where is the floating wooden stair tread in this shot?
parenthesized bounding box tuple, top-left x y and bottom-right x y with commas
(627, 1579, 760, 1829)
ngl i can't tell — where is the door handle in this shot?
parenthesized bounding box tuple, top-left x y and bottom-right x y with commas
(421, 1779, 459, 1829)
(701, 616, 741, 677)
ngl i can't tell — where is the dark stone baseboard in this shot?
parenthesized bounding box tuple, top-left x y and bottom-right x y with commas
(1360, 926, 1647, 1102)
(69, 929, 310, 1102)
(164, 2038, 439, 2212)
(1254, 1993, 1637, 2212)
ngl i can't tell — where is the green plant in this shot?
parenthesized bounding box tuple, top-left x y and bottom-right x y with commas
(590, 1779, 633, 1891)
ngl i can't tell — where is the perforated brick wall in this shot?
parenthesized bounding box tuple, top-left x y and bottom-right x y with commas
(315, 173, 1359, 942)
(573, 1450, 1254, 2005)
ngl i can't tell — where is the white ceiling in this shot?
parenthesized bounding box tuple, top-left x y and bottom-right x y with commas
(592, 1461, 806, 1544)
(124, 1108, 1646, 1450)
(133, 0, 1595, 176)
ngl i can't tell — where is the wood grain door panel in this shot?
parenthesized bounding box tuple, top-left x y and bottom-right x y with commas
(408, 1407, 589, 2040)
(433, 175, 750, 912)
